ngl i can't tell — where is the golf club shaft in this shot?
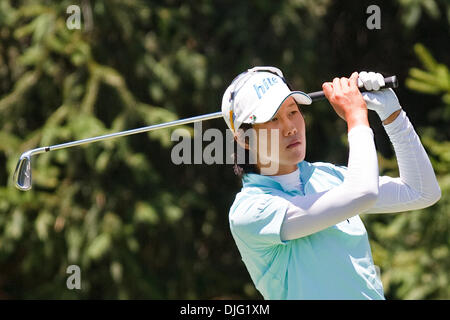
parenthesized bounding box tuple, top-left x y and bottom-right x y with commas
(26, 75, 399, 155)
(42, 112, 223, 154)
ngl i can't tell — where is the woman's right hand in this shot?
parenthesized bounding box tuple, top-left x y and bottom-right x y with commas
(322, 72, 370, 132)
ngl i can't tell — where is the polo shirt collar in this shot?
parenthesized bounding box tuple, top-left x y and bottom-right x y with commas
(242, 161, 315, 194)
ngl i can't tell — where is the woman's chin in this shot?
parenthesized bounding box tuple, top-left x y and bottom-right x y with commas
(285, 149, 305, 164)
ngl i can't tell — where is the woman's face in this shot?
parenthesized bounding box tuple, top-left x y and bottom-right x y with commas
(252, 96, 306, 175)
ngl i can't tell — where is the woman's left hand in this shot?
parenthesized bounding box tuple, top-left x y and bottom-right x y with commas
(358, 71, 401, 121)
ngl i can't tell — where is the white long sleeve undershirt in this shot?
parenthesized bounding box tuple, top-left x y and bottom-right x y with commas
(280, 125, 379, 241)
(280, 110, 441, 241)
(364, 110, 441, 213)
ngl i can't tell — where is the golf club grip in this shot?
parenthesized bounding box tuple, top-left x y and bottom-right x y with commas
(307, 75, 398, 102)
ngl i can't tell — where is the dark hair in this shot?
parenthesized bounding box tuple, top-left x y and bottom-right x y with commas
(233, 123, 259, 178)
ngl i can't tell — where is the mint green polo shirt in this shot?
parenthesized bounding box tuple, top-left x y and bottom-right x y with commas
(229, 160, 385, 300)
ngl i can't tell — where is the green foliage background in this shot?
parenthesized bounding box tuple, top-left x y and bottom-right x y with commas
(0, 0, 448, 299)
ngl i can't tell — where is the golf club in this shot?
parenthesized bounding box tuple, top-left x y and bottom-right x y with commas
(13, 75, 398, 191)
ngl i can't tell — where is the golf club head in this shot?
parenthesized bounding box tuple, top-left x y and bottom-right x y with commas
(13, 152, 32, 191)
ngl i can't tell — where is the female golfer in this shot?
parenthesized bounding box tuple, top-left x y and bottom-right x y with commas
(221, 67, 441, 299)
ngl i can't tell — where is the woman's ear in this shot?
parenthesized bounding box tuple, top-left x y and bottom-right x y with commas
(234, 130, 250, 150)
(234, 134, 247, 150)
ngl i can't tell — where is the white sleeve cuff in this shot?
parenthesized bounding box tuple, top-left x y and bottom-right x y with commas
(348, 125, 374, 139)
(382, 110, 406, 135)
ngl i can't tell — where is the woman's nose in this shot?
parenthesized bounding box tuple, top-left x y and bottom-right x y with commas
(282, 119, 297, 136)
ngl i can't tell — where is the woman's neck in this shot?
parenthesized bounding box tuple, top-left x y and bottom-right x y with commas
(258, 163, 298, 176)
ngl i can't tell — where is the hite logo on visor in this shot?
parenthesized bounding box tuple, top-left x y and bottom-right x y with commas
(253, 76, 279, 99)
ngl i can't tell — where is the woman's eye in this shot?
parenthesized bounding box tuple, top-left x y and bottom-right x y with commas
(290, 110, 298, 115)
(271, 117, 278, 122)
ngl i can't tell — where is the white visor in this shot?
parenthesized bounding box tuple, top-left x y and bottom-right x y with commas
(221, 70, 311, 132)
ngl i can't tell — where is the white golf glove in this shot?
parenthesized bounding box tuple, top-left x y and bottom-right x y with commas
(358, 71, 401, 121)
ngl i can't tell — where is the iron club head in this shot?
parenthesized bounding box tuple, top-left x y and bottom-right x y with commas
(13, 151, 33, 191)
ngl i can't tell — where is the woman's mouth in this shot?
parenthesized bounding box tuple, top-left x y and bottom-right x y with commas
(287, 140, 301, 149)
